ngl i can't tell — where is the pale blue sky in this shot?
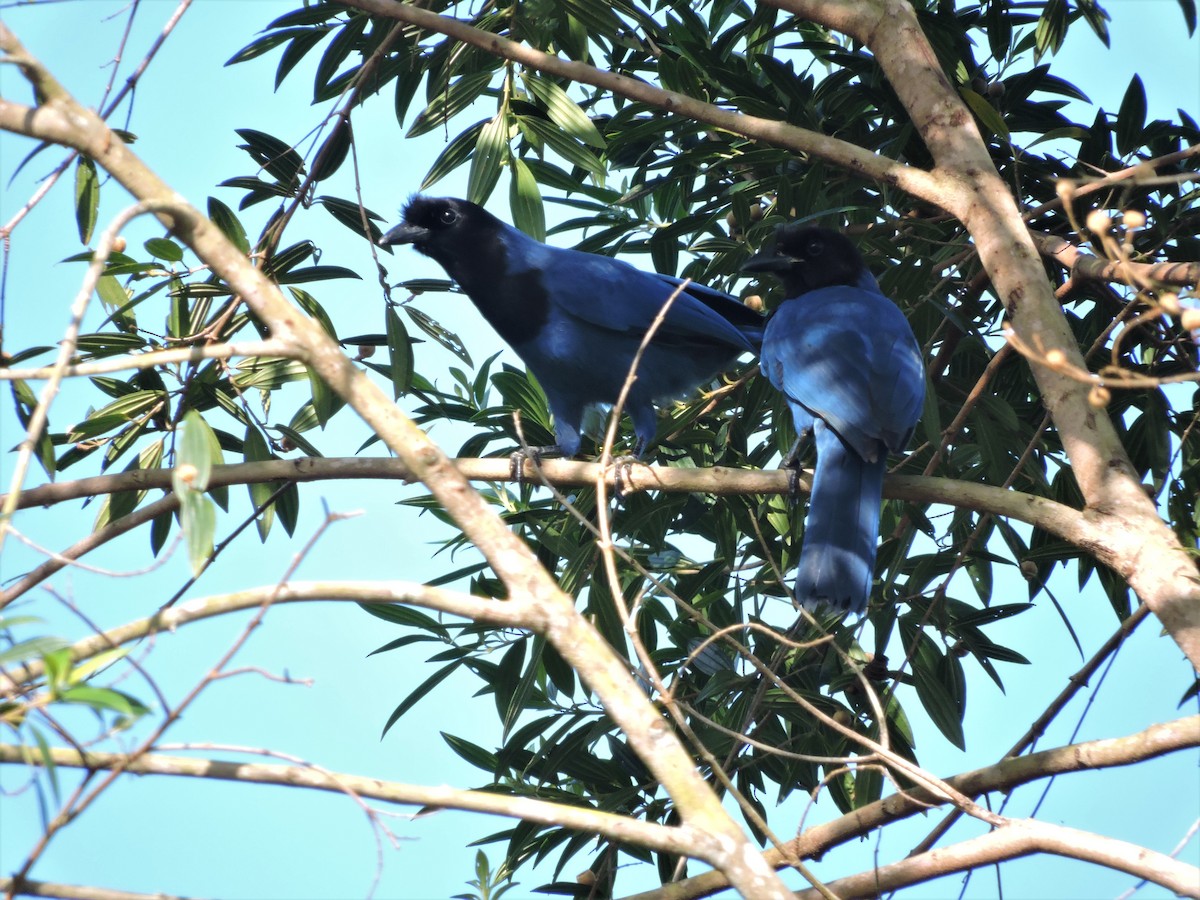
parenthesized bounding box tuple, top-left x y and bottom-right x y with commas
(0, 2, 1196, 898)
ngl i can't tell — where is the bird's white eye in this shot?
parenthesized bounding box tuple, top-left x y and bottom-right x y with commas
(805, 238, 823, 257)
(439, 208, 459, 225)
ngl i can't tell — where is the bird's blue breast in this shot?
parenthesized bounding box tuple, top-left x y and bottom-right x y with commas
(762, 283, 924, 461)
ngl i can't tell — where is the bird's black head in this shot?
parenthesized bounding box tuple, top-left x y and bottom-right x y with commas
(379, 196, 500, 273)
(742, 225, 867, 297)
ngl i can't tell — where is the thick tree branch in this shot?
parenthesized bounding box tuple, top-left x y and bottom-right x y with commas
(0, 744, 699, 858)
(629, 714, 1200, 900)
(786, 820, 1200, 900)
(0, 456, 1104, 555)
(0, 878, 194, 900)
(1029, 231, 1199, 289)
(339, 0, 945, 205)
(0, 27, 790, 894)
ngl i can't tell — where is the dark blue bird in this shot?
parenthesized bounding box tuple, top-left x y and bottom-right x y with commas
(745, 225, 924, 615)
(380, 196, 763, 462)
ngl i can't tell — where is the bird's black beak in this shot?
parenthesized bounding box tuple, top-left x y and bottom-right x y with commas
(379, 222, 428, 247)
(741, 251, 792, 274)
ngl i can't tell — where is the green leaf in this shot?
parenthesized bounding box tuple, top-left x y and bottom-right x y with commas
(306, 367, 334, 428)
(232, 357, 309, 390)
(150, 507, 173, 556)
(960, 88, 1009, 139)
(385, 306, 413, 399)
(0, 636, 70, 668)
(29, 726, 60, 803)
(243, 425, 277, 542)
(909, 632, 966, 750)
(288, 287, 338, 341)
(441, 732, 498, 773)
(272, 423, 323, 457)
(310, 117, 352, 182)
(404, 305, 471, 365)
(467, 113, 510, 206)
(67, 390, 163, 442)
(313, 15, 367, 106)
(1179, 0, 1198, 34)
(274, 265, 361, 285)
(276, 481, 300, 537)
(1116, 74, 1146, 157)
(1033, 0, 1067, 61)
(316, 196, 385, 245)
(1077, 0, 1111, 46)
(522, 73, 605, 148)
(174, 410, 219, 495)
(226, 26, 313, 65)
(235, 128, 304, 188)
(43, 648, 72, 693)
(508, 157, 545, 242)
(275, 29, 331, 89)
(207, 196, 249, 254)
(179, 489, 216, 578)
(144, 237, 184, 263)
(421, 119, 487, 191)
(74, 156, 99, 245)
(67, 647, 131, 684)
(381, 661, 461, 738)
(95, 274, 129, 309)
(517, 114, 606, 178)
(985, 0, 1012, 62)
(59, 685, 148, 720)
(358, 602, 450, 639)
(407, 71, 496, 138)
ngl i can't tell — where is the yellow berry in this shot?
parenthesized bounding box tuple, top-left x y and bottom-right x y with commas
(1085, 209, 1112, 234)
(1122, 209, 1147, 229)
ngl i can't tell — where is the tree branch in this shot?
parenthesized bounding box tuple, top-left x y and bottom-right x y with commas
(0, 744, 699, 858)
(1029, 230, 1199, 289)
(339, 0, 945, 205)
(0, 456, 1104, 552)
(0, 582, 531, 692)
(1, 494, 179, 609)
(627, 714, 1200, 900)
(786, 820, 1200, 900)
(0, 340, 287, 381)
(0, 878, 196, 900)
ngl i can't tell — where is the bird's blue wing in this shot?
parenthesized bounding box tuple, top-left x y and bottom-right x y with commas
(500, 230, 760, 353)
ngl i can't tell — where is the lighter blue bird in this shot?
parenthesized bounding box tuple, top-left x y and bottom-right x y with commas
(380, 196, 763, 464)
(744, 225, 924, 615)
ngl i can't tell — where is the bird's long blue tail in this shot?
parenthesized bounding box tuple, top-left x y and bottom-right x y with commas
(795, 420, 885, 615)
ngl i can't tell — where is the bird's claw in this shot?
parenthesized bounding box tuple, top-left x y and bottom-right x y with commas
(510, 445, 557, 485)
(780, 454, 803, 507)
(780, 429, 810, 507)
(608, 454, 643, 501)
